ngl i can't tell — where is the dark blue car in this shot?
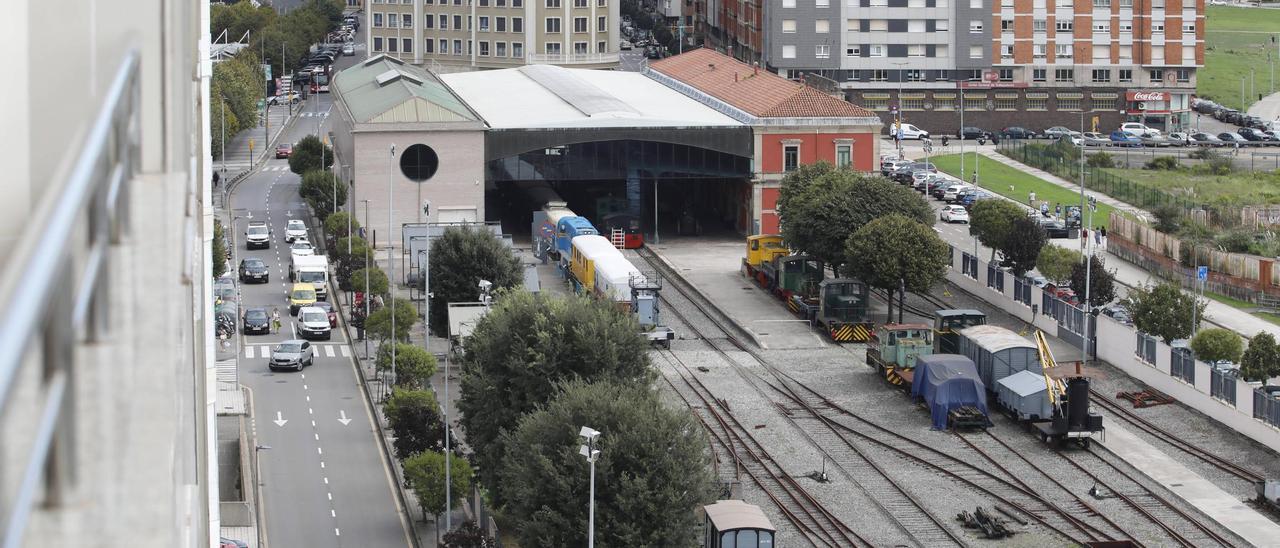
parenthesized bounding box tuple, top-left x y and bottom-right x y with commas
(1109, 131, 1142, 147)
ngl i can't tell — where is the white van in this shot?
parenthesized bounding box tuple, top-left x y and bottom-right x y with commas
(893, 123, 930, 140)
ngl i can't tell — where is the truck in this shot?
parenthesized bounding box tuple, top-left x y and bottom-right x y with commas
(290, 255, 330, 301)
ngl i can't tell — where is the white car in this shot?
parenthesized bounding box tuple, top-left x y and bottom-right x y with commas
(1121, 122, 1161, 138)
(941, 184, 972, 202)
(1082, 132, 1110, 146)
(940, 205, 970, 223)
(295, 306, 332, 340)
(289, 239, 315, 257)
(893, 123, 930, 140)
(285, 219, 308, 243)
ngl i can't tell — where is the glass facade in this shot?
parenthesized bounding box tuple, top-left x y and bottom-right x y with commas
(486, 139, 751, 182)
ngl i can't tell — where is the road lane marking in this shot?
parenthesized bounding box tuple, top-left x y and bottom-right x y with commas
(328, 492, 332, 500)
(315, 433, 320, 441)
(246, 346, 255, 359)
(272, 412, 288, 427)
(306, 395, 311, 402)
(340, 346, 351, 358)
(320, 461, 325, 468)
(324, 477, 329, 484)
(303, 384, 308, 390)
(335, 528, 340, 537)
(318, 447, 323, 455)
(324, 345, 336, 357)
(331, 510, 336, 518)
(309, 407, 314, 415)
(261, 345, 270, 357)
(311, 420, 316, 427)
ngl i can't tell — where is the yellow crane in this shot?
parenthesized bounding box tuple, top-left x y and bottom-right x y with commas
(1035, 330, 1068, 407)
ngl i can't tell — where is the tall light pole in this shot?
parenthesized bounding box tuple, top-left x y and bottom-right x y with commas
(579, 426, 601, 548)
(220, 96, 227, 175)
(1081, 196, 1096, 365)
(362, 199, 371, 359)
(387, 144, 397, 400)
(891, 61, 908, 160)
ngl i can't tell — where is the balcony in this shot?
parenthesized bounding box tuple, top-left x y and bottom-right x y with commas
(526, 51, 621, 66)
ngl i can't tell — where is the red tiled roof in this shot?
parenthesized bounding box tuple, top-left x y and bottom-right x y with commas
(649, 48, 875, 119)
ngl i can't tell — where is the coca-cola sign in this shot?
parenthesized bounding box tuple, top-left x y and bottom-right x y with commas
(1126, 91, 1170, 102)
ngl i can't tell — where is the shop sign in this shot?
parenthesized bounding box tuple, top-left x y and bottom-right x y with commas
(1126, 90, 1170, 102)
(957, 81, 1029, 89)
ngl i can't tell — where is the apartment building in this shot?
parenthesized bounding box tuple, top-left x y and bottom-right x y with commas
(699, 0, 764, 64)
(702, 0, 1202, 133)
(366, 0, 621, 69)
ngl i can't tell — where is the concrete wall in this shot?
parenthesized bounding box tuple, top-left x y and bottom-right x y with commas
(351, 129, 485, 260)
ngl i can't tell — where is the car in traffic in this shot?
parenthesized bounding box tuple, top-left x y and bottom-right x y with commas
(289, 239, 315, 257)
(268, 93, 300, 106)
(269, 340, 315, 372)
(1000, 126, 1037, 139)
(1081, 132, 1111, 147)
(242, 307, 270, 335)
(288, 282, 318, 315)
(892, 123, 930, 140)
(275, 143, 293, 159)
(295, 306, 332, 340)
(311, 300, 338, 327)
(342, 43, 355, 56)
(238, 257, 269, 284)
(619, 40, 632, 50)
(245, 221, 270, 249)
(1190, 132, 1225, 147)
(1035, 217, 1072, 238)
(1043, 126, 1082, 140)
(939, 205, 970, 223)
(285, 219, 308, 243)
(1109, 131, 1142, 147)
(1218, 132, 1250, 146)
(958, 126, 991, 140)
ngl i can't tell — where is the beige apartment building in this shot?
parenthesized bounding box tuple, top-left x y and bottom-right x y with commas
(366, 0, 621, 69)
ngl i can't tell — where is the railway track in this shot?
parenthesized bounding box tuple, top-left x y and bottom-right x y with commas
(636, 247, 1092, 546)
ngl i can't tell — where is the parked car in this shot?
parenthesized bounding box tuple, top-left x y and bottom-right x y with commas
(269, 340, 315, 371)
(910, 170, 933, 188)
(1082, 132, 1111, 147)
(1121, 122, 1161, 137)
(959, 191, 993, 209)
(1218, 132, 1250, 146)
(1140, 134, 1172, 147)
(1267, 130, 1280, 142)
(1238, 127, 1275, 143)
(942, 184, 973, 202)
(275, 143, 293, 159)
(940, 204, 970, 223)
(342, 43, 355, 56)
(1166, 132, 1192, 146)
(1190, 132, 1225, 146)
(1043, 126, 1082, 140)
(1109, 131, 1142, 147)
(238, 257, 269, 284)
(268, 92, 300, 106)
(881, 158, 908, 176)
(916, 174, 951, 193)
(242, 307, 270, 335)
(1244, 115, 1267, 130)
(1101, 304, 1133, 325)
(958, 126, 991, 140)
(1000, 126, 1038, 139)
(893, 123, 930, 140)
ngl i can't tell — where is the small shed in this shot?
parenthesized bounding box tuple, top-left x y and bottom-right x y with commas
(910, 354, 990, 430)
(958, 325, 1042, 389)
(996, 370, 1054, 421)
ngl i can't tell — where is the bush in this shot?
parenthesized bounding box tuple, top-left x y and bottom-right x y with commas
(299, 169, 346, 220)
(212, 218, 227, 279)
(1188, 148, 1218, 161)
(1144, 156, 1180, 171)
(1086, 152, 1116, 168)
(1152, 204, 1183, 233)
(1190, 328, 1244, 365)
(1215, 229, 1254, 253)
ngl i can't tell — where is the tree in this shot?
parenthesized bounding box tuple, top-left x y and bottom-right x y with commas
(844, 214, 950, 322)
(289, 135, 335, 175)
(365, 297, 417, 342)
(1152, 204, 1183, 234)
(775, 161, 836, 221)
(351, 266, 390, 297)
(383, 388, 446, 459)
(1124, 282, 1206, 344)
(1240, 332, 1280, 383)
(403, 450, 473, 521)
(440, 521, 497, 548)
(1036, 245, 1081, 285)
(458, 292, 653, 496)
(335, 236, 370, 290)
(324, 211, 359, 243)
(1069, 255, 1117, 308)
(499, 380, 716, 547)
(427, 227, 522, 337)
(375, 342, 438, 389)
(1190, 328, 1244, 365)
(299, 169, 346, 219)
(212, 218, 228, 279)
(779, 169, 932, 275)
(968, 199, 1025, 262)
(999, 217, 1048, 277)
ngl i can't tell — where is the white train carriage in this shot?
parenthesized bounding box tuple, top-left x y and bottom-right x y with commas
(569, 235, 625, 295)
(593, 255, 642, 304)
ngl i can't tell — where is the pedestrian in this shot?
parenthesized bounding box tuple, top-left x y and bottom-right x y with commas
(1028, 191, 1036, 206)
(1100, 225, 1108, 248)
(1055, 203, 1062, 218)
(272, 307, 282, 334)
(1095, 227, 1102, 246)
(1041, 202, 1050, 217)
(1082, 227, 1088, 244)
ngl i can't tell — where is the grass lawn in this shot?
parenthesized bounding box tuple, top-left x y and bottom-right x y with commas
(1201, 6, 1280, 111)
(1202, 290, 1280, 327)
(930, 154, 1115, 229)
(1099, 167, 1280, 207)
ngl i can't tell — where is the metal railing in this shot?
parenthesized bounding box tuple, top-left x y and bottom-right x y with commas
(525, 51, 620, 65)
(0, 50, 139, 548)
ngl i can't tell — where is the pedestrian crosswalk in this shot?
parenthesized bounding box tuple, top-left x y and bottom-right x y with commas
(216, 358, 238, 385)
(263, 165, 291, 172)
(244, 343, 352, 359)
(299, 111, 330, 118)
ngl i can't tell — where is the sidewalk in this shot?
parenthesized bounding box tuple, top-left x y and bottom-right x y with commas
(1247, 90, 1280, 121)
(213, 103, 296, 206)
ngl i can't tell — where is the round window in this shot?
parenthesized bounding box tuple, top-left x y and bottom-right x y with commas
(399, 143, 439, 182)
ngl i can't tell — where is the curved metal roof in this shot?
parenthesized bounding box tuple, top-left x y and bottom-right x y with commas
(518, 65, 641, 119)
(960, 325, 1036, 353)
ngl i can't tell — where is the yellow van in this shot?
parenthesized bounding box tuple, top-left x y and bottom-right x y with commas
(288, 283, 317, 315)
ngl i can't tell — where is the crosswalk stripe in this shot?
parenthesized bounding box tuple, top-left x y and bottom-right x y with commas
(246, 346, 255, 359)
(261, 345, 271, 357)
(324, 345, 336, 357)
(339, 346, 351, 358)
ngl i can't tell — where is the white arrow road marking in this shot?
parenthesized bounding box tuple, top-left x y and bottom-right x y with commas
(273, 411, 288, 427)
(338, 410, 352, 426)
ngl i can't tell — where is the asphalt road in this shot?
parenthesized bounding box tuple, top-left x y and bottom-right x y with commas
(619, 48, 647, 71)
(227, 51, 411, 548)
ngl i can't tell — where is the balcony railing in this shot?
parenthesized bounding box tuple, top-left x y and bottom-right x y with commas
(525, 51, 620, 65)
(0, 49, 138, 548)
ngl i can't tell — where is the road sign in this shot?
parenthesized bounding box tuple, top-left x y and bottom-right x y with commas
(1197, 266, 1208, 281)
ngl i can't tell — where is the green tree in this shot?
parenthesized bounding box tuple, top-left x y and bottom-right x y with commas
(458, 292, 653, 496)
(968, 199, 1026, 262)
(844, 214, 950, 322)
(324, 211, 359, 243)
(1240, 332, 1280, 383)
(299, 169, 346, 219)
(780, 169, 931, 274)
(999, 217, 1048, 277)
(210, 52, 265, 138)
(499, 380, 715, 547)
(1124, 282, 1206, 344)
(212, 218, 228, 279)
(383, 388, 446, 459)
(335, 236, 371, 291)
(403, 451, 473, 521)
(427, 227, 523, 337)
(1069, 255, 1117, 308)
(775, 161, 836, 224)
(365, 297, 417, 342)
(1035, 245, 1081, 285)
(440, 521, 497, 548)
(376, 343, 438, 389)
(1190, 328, 1244, 365)
(289, 135, 335, 175)
(351, 266, 390, 297)
(1152, 204, 1183, 234)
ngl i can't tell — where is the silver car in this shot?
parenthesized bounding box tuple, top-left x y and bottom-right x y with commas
(269, 340, 315, 371)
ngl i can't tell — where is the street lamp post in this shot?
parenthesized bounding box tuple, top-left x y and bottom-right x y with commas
(362, 199, 371, 359)
(387, 144, 397, 400)
(892, 61, 908, 160)
(579, 426, 601, 548)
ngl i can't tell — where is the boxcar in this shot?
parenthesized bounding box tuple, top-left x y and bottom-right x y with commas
(956, 325, 1041, 390)
(703, 500, 776, 548)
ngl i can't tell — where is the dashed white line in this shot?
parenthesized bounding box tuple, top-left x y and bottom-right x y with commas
(335, 528, 340, 537)
(320, 461, 325, 468)
(303, 384, 308, 390)
(317, 447, 323, 455)
(324, 477, 329, 484)
(331, 509, 336, 518)
(314, 433, 320, 441)
(306, 395, 311, 402)
(308, 408, 314, 415)
(327, 492, 333, 501)
(311, 420, 316, 427)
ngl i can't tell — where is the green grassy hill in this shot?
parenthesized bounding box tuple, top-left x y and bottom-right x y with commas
(1201, 5, 1280, 110)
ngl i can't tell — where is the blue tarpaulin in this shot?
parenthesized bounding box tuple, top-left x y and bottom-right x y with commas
(911, 354, 990, 430)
